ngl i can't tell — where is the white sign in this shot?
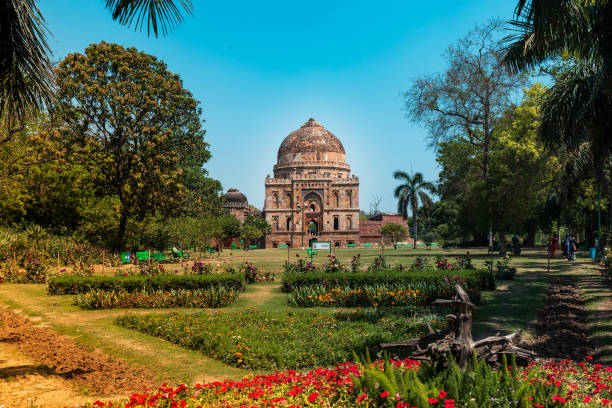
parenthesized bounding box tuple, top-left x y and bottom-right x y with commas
(312, 242, 330, 251)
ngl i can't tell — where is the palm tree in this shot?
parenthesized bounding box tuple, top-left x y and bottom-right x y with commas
(504, 0, 612, 203)
(393, 171, 436, 249)
(1, 0, 192, 138)
(504, 0, 612, 76)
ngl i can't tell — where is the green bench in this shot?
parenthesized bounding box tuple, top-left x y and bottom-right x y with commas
(363, 243, 373, 247)
(249, 245, 258, 249)
(347, 243, 356, 247)
(279, 244, 289, 248)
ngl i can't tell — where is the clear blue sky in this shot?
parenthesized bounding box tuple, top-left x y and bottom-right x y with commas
(41, 0, 516, 212)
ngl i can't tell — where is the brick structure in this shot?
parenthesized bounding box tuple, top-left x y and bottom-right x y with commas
(264, 118, 360, 248)
(222, 188, 252, 223)
(360, 213, 410, 245)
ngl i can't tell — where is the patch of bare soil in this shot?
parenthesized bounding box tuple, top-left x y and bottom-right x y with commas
(0, 307, 149, 396)
(531, 277, 591, 361)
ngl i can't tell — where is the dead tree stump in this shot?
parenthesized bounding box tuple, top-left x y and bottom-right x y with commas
(381, 284, 536, 370)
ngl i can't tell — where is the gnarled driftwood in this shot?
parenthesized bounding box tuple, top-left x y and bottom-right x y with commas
(381, 284, 536, 369)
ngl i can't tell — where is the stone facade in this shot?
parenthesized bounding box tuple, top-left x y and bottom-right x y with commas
(264, 118, 360, 248)
(360, 213, 411, 245)
(222, 188, 251, 223)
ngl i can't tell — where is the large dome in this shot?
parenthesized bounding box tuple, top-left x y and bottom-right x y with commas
(277, 118, 346, 165)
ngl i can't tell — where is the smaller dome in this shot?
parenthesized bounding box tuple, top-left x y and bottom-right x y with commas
(224, 188, 247, 204)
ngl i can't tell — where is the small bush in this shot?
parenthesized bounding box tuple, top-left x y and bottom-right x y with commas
(47, 273, 245, 295)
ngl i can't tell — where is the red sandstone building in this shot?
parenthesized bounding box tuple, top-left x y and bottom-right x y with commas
(264, 118, 360, 248)
(360, 213, 410, 245)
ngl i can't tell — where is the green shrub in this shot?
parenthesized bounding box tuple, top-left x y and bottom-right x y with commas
(115, 308, 444, 370)
(47, 273, 245, 295)
(281, 268, 494, 294)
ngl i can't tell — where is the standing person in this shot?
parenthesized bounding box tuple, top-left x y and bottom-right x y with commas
(548, 234, 558, 258)
(571, 235, 577, 260)
(566, 235, 574, 261)
(512, 235, 520, 256)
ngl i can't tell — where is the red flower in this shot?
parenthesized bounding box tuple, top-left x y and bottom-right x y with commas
(444, 400, 455, 408)
(428, 397, 438, 404)
(380, 391, 390, 398)
(308, 392, 319, 402)
(602, 399, 610, 405)
(437, 390, 447, 399)
(357, 393, 368, 402)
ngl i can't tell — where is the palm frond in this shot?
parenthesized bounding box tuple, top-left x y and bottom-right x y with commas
(0, 0, 55, 130)
(540, 59, 612, 156)
(392, 170, 411, 181)
(105, 0, 193, 37)
(503, 0, 592, 72)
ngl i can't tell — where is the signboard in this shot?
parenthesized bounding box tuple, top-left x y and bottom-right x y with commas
(312, 241, 331, 251)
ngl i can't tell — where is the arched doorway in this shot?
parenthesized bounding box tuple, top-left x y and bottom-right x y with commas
(307, 220, 318, 235)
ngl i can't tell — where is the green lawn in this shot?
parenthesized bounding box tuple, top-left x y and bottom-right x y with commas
(0, 246, 609, 388)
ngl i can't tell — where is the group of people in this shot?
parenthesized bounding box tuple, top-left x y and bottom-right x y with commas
(548, 234, 577, 261)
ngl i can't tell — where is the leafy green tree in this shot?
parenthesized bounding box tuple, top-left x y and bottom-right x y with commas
(243, 215, 271, 236)
(209, 215, 241, 254)
(404, 19, 526, 244)
(392, 171, 436, 248)
(1, 0, 192, 132)
(487, 83, 558, 247)
(56, 42, 213, 250)
(505, 1, 612, 203)
(379, 222, 407, 249)
(240, 225, 263, 250)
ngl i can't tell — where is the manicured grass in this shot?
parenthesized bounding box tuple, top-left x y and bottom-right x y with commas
(1, 247, 609, 388)
(115, 307, 445, 370)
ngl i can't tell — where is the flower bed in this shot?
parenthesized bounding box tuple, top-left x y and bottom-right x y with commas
(115, 308, 444, 370)
(287, 282, 482, 307)
(47, 273, 245, 295)
(281, 268, 494, 294)
(74, 287, 238, 309)
(78, 358, 611, 407)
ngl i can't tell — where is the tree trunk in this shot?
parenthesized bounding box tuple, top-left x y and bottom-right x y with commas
(497, 230, 505, 255)
(115, 210, 128, 252)
(413, 204, 418, 249)
(381, 284, 536, 370)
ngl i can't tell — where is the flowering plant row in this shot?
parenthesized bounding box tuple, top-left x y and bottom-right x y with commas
(79, 357, 611, 407)
(287, 282, 482, 307)
(73, 287, 238, 309)
(281, 268, 494, 295)
(47, 273, 245, 295)
(115, 308, 443, 370)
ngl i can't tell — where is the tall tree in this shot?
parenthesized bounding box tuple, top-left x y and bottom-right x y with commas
(56, 42, 212, 250)
(392, 171, 436, 248)
(404, 19, 526, 244)
(1, 0, 192, 133)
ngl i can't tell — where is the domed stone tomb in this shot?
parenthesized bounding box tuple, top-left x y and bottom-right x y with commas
(264, 119, 360, 248)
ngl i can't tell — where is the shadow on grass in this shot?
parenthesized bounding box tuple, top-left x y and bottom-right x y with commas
(472, 271, 548, 338)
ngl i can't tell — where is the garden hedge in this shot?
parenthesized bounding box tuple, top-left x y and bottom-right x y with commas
(281, 268, 494, 293)
(47, 273, 245, 295)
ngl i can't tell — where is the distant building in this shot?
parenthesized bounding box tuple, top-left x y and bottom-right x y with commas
(359, 213, 410, 245)
(263, 118, 360, 248)
(222, 188, 251, 223)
